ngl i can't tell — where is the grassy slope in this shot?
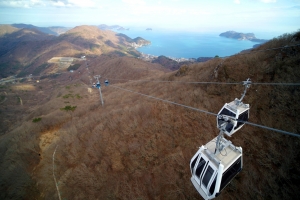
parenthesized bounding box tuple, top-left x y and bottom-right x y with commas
(0, 31, 299, 200)
(0, 25, 19, 36)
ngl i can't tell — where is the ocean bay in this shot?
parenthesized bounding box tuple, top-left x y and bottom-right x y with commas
(117, 29, 262, 58)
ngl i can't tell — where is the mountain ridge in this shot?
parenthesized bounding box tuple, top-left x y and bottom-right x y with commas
(11, 23, 72, 36)
(98, 24, 129, 31)
(0, 25, 151, 78)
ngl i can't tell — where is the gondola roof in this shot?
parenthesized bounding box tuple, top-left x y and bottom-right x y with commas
(204, 137, 242, 171)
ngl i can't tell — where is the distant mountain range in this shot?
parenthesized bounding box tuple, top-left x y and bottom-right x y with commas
(0, 24, 150, 78)
(1, 23, 130, 36)
(10, 23, 72, 36)
(220, 31, 269, 43)
(98, 24, 129, 31)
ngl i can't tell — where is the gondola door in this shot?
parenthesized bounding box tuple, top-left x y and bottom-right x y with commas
(200, 161, 218, 197)
(192, 155, 209, 186)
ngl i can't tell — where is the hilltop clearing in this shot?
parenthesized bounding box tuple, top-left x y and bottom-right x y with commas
(0, 30, 299, 200)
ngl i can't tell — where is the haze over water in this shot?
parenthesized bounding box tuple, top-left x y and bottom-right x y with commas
(117, 29, 275, 58)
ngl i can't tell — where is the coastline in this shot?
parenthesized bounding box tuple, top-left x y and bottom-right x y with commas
(120, 30, 263, 60)
(138, 52, 197, 62)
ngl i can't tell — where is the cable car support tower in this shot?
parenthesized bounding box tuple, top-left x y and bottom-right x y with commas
(94, 75, 104, 106)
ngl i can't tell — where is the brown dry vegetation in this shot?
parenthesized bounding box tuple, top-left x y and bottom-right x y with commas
(0, 25, 141, 78)
(0, 25, 19, 36)
(0, 31, 300, 200)
(84, 55, 170, 82)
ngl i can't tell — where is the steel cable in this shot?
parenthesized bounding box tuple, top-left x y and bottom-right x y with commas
(111, 85, 300, 138)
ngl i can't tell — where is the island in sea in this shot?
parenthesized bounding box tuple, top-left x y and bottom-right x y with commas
(146, 28, 152, 31)
(220, 31, 268, 44)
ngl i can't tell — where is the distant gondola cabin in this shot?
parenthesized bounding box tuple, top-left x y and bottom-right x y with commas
(96, 82, 101, 89)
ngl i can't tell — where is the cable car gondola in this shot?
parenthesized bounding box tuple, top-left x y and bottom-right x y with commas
(96, 81, 101, 89)
(190, 79, 251, 200)
(217, 98, 249, 137)
(190, 135, 242, 199)
(105, 79, 109, 86)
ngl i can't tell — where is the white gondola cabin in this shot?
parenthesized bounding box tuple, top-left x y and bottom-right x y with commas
(217, 98, 249, 137)
(190, 136, 242, 200)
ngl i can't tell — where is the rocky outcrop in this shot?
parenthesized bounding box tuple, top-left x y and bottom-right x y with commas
(133, 37, 151, 46)
(117, 33, 151, 48)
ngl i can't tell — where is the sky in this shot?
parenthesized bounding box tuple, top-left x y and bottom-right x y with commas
(0, 0, 299, 36)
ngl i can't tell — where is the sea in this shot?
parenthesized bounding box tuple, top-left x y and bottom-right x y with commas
(116, 28, 277, 59)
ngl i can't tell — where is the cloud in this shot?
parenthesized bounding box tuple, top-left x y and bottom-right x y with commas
(50, 0, 95, 8)
(0, 0, 96, 8)
(260, 0, 276, 3)
(122, 0, 145, 5)
(234, 0, 277, 4)
(0, 0, 45, 8)
(291, 5, 300, 9)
